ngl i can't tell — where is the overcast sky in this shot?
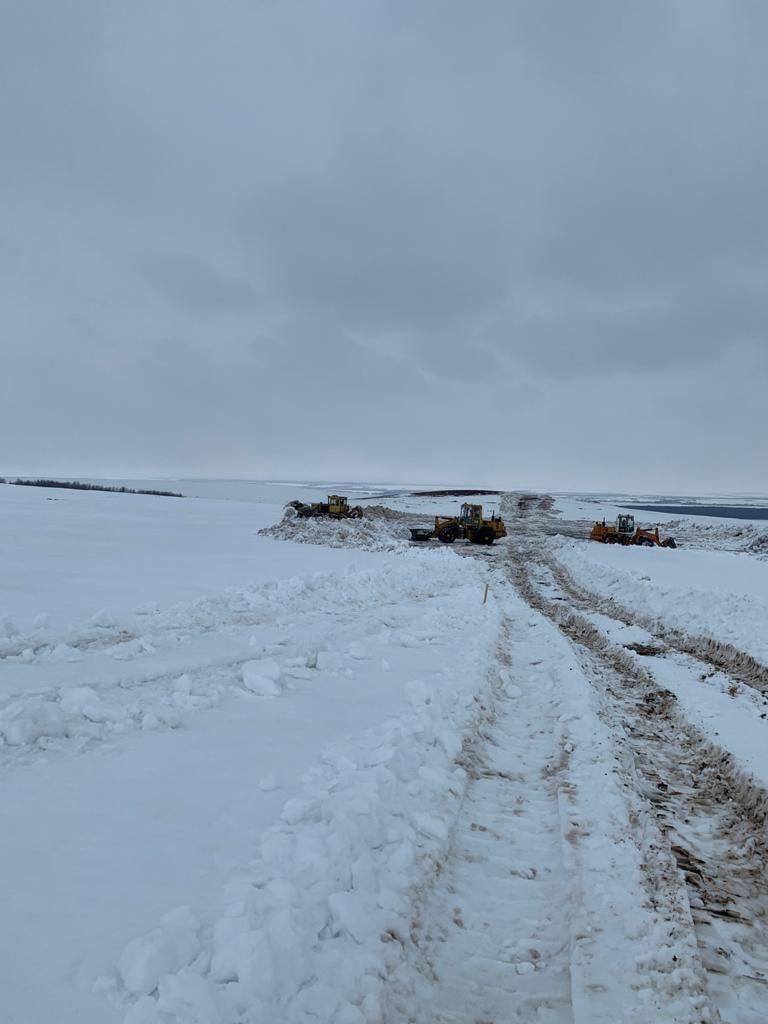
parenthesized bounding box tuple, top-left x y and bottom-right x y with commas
(1, 1, 767, 492)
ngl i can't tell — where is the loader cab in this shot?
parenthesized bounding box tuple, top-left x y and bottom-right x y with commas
(327, 495, 348, 515)
(616, 514, 635, 536)
(460, 503, 483, 526)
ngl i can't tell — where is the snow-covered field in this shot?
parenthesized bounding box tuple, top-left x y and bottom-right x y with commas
(3, 481, 768, 1024)
(0, 483, 499, 1023)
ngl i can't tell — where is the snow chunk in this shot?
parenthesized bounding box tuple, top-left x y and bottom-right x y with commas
(0, 698, 69, 746)
(118, 906, 200, 997)
(210, 927, 272, 992)
(242, 658, 282, 697)
(59, 686, 128, 724)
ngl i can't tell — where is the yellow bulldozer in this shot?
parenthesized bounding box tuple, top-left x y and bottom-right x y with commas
(288, 494, 364, 520)
(410, 503, 507, 546)
(590, 514, 676, 548)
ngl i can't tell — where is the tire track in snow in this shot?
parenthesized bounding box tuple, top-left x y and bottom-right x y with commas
(530, 559, 768, 734)
(415, 620, 575, 1024)
(544, 555, 768, 699)
(509, 537, 768, 1024)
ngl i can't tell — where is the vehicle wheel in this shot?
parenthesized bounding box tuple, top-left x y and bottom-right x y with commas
(438, 526, 457, 543)
(474, 527, 495, 545)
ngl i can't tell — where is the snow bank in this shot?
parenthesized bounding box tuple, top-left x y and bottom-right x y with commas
(258, 505, 411, 552)
(747, 532, 768, 558)
(109, 592, 500, 1023)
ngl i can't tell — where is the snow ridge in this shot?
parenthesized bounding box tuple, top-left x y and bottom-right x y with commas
(0, 551, 468, 766)
(106, 585, 501, 1023)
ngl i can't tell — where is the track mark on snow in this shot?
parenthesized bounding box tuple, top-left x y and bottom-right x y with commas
(420, 624, 574, 1024)
(545, 555, 768, 699)
(508, 531, 768, 1024)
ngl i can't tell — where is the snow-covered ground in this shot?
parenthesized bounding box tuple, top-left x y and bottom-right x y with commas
(0, 484, 498, 1023)
(4, 482, 768, 1024)
(0, 483, 381, 631)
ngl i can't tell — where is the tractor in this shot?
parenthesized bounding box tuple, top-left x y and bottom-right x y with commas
(410, 503, 507, 546)
(590, 514, 676, 548)
(288, 495, 364, 520)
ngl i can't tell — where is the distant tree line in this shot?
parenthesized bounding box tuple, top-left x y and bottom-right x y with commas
(0, 478, 184, 498)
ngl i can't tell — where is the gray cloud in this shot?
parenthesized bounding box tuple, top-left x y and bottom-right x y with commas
(139, 252, 263, 317)
(1, 0, 766, 492)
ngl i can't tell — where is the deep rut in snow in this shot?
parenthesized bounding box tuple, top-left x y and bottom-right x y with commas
(507, 538, 768, 1024)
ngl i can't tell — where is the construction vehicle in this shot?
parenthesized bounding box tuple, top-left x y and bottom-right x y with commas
(410, 503, 507, 546)
(589, 514, 636, 544)
(590, 514, 676, 548)
(288, 495, 364, 520)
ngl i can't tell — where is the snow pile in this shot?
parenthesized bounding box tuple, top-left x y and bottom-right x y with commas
(259, 506, 411, 552)
(0, 682, 186, 751)
(664, 518, 768, 554)
(109, 611, 500, 1023)
(118, 907, 202, 1001)
(746, 532, 768, 558)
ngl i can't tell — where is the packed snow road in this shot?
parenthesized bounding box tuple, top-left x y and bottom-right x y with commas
(418, 615, 575, 1024)
(501, 493, 768, 1024)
